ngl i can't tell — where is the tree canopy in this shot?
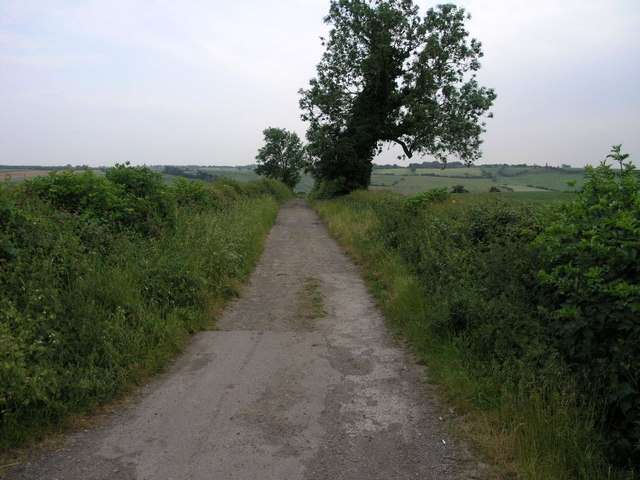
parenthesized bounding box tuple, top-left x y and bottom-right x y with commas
(299, 0, 496, 195)
(255, 127, 306, 189)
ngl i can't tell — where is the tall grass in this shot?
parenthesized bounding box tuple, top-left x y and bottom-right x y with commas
(0, 171, 291, 451)
(313, 190, 632, 479)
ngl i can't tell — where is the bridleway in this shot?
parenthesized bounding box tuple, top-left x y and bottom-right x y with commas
(7, 199, 475, 480)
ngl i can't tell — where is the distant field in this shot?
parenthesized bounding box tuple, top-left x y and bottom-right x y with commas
(371, 165, 586, 195)
(3, 164, 585, 196)
(160, 167, 315, 194)
(1, 170, 54, 181)
(451, 191, 576, 205)
(379, 167, 487, 177)
(1, 168, 103, 183)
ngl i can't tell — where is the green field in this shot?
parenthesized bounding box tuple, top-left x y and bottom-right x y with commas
(371, 165, 586, 195)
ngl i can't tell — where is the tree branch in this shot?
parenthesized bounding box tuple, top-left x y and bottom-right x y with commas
(393, 138, 413, 158)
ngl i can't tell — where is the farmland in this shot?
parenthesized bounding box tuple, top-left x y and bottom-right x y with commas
(0, 168, 104, 183)
(2, 164, 586, 198)
(370, 164, 586, 195)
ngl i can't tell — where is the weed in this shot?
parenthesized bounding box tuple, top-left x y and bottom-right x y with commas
(299, 277, 327, 323)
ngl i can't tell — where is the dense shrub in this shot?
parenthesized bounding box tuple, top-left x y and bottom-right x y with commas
(394, 155, 639, 465)
(27, 164, 176, 236)
(215, 176, 245, 196)
(26, 168, 119, 218)
(536, 148, 640, 463)
(168, 178, 213, 209)
(403, 187, 450, 213)
(0, 170, 291, 450)
(392, 196, 550, 365)
(314, 148, 638, 472)
(451, 184, 468, 193)
(104, 162, 176, 234)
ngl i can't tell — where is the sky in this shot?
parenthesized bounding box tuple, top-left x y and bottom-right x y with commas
(0, 0, 638, 168)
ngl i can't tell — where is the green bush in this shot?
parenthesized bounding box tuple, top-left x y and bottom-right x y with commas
(536, 147, 640, 463)
(168, 178, 213, 209)
(392, 155, 639, 465)
(391, 198, 551, 366)
(0, 172, 288, 451)
(403, 187, 451, 213)
(104, 162, 176, 235)
(308, 177, 353, 199)
(27, 164, 176, 236)
(214, 176, 245, 196)
(26, 168, 120, 219)
(315, 151, 639, 473)
(208, 178, 242, 206)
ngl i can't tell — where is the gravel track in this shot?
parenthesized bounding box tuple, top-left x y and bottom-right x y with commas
(6, 199, 475, 480)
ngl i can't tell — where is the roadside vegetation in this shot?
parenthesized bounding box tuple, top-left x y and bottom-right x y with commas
(0, 165, 293, 452)
(313, 146, 638, 479)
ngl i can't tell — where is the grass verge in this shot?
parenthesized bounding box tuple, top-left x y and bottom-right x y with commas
(312, 191, 632, 480)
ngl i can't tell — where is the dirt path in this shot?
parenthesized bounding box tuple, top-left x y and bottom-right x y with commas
(6, 199, 473, 480)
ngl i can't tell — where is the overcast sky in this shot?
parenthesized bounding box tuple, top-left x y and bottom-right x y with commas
(1, 0, 638, 168)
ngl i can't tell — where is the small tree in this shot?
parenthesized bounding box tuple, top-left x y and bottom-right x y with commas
(255, 127, 306, 189)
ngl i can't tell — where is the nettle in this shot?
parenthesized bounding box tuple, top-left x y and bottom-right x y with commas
(536, 146, 640, 464)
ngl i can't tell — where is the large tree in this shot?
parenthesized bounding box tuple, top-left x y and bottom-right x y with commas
(255, 127, 306, 189)
(299, 0, 496, 195)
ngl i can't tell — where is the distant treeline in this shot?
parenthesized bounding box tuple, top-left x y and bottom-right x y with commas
(1, 165, 258, 172)
(154, 165, 256, 170)
(162, 166, 218, 181)
(373, 161, 584, 172)
(0, 165, 85, 171)
(377, 171, 487, 179)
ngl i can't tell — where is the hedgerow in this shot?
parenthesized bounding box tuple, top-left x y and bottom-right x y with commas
(313, 146, 638, 477)
(536, 146, 640, 464)
(0, 166, 293, 450)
